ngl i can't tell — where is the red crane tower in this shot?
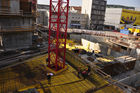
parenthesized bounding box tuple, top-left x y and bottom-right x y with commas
(48, 0, 69, 71)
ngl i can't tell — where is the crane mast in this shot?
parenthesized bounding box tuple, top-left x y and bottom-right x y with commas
(48, 0, 69, 71)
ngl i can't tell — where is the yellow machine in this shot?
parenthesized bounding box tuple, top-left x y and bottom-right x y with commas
(120, 26, 140, 34)
(129, 27, 140, 33)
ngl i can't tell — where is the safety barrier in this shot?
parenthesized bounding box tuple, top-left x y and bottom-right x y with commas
(0, 9, 23, 16)
(0, 26, 35, 32)
(67, 29, 133, 38)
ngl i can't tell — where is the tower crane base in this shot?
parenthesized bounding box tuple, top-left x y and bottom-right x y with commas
(46, 64, 68, 75)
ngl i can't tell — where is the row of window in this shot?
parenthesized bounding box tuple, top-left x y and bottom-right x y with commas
(93, 0, 106, 6)
(92, 10, 105, 15)
(71, 16, 81, 19)
(92, 5, 105, 10)
(91, 16, 104, 20)
(71, 21, 80, 24)
(91, 21, 104, 24)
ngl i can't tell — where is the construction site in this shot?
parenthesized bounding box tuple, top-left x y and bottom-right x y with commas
(0, 0, 140, 93)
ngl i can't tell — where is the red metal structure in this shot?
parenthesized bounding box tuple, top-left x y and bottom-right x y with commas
(48, 0, 69, 71)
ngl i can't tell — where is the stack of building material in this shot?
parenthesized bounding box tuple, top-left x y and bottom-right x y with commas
(115, 56, 136, 70)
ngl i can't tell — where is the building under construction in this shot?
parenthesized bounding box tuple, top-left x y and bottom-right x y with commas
(0, 0, 37, 51)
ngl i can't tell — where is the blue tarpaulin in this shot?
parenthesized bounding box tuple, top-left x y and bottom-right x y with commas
(120, 29, 129, 35)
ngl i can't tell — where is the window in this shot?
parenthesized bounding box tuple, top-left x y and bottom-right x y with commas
(93, 10, 96, 14)
(95, 1, 99, 4)
(98, 6, 100, 10)
(101, 2, 105, 5)
(98, 16, 101, 20)
(92, 16, 97, 19)
(93, 21, 97, 24)
(100, 11, 104, 15)
(99, 21, 103, 24)
(101, 16, 104, 20)
(93, 5, 96, 9)
(98, 11, 101, 14)
(101, 7, 105, 10)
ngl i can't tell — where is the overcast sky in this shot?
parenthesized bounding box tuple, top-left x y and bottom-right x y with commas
(38, 0, 140, 7)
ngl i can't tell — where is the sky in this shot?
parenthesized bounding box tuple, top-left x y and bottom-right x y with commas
(38, 0, 140, 7)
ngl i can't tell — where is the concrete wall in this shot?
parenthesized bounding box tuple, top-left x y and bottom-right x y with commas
(0, 0, 10, 10)
(119, 72, 140, 88)
(81, 38, 100, 51)
(0, 0, 20, 13)
(0, 0, 1, 9)
(0, 16, 33, 51)
(0, 36, 2, 47)
(70, 34, 106, 43)
(0, 0, 35, 51)
(2, 32, 32, 50)
(134, 60, 140, 72)
(0, 17, 32, 29)
(104, 8, 122, 28)
(69, 34, 137, 57)
(10, 0, 20, 13)
(70, 34, 107, 54)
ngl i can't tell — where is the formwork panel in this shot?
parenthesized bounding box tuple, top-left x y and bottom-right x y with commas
(10, 0, 20, 13)
(20, 0, 31, 13)
(2, 32, 32, 51)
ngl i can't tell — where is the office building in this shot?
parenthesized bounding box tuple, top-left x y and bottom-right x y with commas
(82, 0, 107, 30)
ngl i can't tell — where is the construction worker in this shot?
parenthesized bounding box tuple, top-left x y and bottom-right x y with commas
(46, 58, 49, 66)
(87, 63, 91, 75)
(82, 70, 88, 80)
(47, 73, 53, 85)
(77, 67, 82, 78)
(46, 58, 49, 62)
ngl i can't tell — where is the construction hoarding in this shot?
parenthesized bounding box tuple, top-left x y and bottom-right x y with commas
(120, 9, 140, 26)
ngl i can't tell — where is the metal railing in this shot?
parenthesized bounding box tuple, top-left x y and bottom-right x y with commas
(0, 9, 23, 16)
(0, 9, 37, 17)
(0, 26, 35, 32)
